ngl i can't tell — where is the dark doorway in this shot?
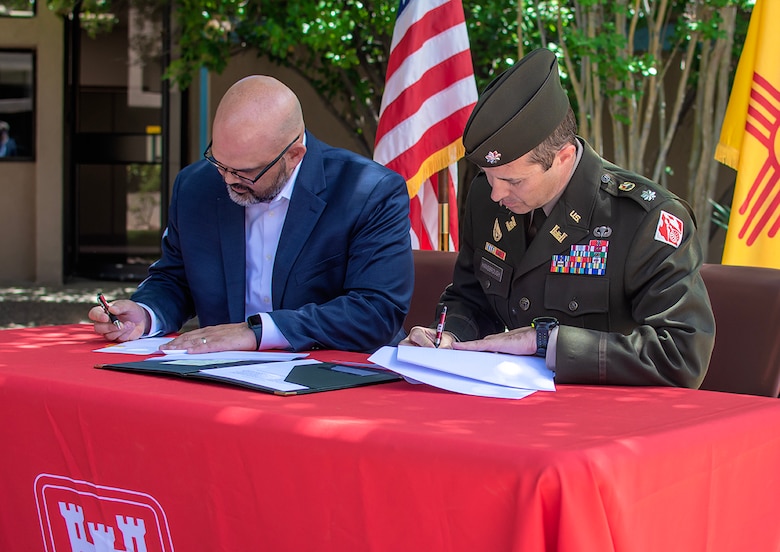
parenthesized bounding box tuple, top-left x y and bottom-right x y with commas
(64, 2, 172, 281)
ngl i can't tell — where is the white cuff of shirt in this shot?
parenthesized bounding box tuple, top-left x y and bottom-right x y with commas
(257, 313, 292, 350)
(138, 303, 164, 337)
(140, 303, 291, 351)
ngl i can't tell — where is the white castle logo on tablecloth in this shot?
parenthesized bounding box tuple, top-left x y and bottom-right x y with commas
(58, 501, 148, 552)
(35, 473, 174, 552)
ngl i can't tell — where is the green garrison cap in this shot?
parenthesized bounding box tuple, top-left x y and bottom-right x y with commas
(463, 48, 570, 167)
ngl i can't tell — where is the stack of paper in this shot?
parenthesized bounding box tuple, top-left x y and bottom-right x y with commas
(93, 338, 305, 361)
(368, 346, 555, 399)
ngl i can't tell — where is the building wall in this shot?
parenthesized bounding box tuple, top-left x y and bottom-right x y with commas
(0, 7, 63, 284)
(194, 52, 366, 164)
(0, 9, 733, 286)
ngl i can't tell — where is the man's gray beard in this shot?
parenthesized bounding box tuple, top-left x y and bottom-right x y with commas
(226, 158, 288, 207)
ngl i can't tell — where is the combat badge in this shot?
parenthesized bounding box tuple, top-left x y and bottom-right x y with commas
(493, 218, 503, 242)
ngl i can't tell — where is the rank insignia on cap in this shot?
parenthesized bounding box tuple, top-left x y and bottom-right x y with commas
(463, 49, 570, 167)
(485, 151, 502, 164)
(618, 182, 635, 192)
(654, 210, 683, 248)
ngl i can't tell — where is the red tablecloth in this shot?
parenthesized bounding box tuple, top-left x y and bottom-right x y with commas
(2, 324, 780, 551)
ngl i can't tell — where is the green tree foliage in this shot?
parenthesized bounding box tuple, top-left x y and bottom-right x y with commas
(165, 0, 397, 155)
(49, 0, 754, 254)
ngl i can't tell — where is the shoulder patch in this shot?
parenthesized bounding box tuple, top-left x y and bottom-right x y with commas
(654, 210, 684, 248)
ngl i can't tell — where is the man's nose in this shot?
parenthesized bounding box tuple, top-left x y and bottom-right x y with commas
(489, 179, 509, 203)
(221, 169, 242, 185)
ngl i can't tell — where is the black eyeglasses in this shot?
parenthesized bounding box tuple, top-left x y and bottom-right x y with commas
(203, 134, 300, 185)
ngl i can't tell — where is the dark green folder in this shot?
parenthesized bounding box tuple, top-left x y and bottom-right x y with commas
(95, 359, 400, 395)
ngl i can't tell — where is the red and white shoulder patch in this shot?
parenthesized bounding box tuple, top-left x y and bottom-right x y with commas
(654, 210, 684, 248)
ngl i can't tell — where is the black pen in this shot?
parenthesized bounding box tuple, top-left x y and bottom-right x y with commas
(434, 305, 448, 348)
(97, 293, 122, 329)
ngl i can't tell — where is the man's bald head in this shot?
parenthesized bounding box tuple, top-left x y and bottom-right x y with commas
(212, 75, 304, 153)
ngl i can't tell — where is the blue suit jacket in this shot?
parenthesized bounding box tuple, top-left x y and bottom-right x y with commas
(131, 132, 413, 352)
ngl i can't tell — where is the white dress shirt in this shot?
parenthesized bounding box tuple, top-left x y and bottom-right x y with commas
(144, 137, 306, 350)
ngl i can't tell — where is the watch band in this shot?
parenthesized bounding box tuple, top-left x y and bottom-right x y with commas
(246, 314, 263, 349)
(532, 317, 559, 358)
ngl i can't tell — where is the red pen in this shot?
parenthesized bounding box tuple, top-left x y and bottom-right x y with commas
(97, 293, 122, 329)
(434, 305, 448, 348)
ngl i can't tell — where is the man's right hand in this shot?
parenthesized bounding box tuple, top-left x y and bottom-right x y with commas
(88, 299, 150, 342)
(399, 326, 457, 348)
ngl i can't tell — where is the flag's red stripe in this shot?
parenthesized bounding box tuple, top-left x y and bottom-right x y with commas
(746, 106, 773, 143)
(376, 51, 475, 143)
(740, 164, 780, 245)
(378, 0, 475, 251)
(409, 194, 435, 250)
(383, 105, 473, 178)
(385, 2, 463, 79)
(754, 72, 780, 103)
(746, 170, 780, 245)
(738, 152, 771, 218)
(750, 86, 780, 118)
(447, 173, 459, 246)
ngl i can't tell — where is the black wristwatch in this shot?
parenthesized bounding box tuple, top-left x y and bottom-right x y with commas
(247, 313, 263, 349)
(532, 317, 559, 358)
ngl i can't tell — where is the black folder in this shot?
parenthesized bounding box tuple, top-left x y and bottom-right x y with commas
(95, 358, 400, 395)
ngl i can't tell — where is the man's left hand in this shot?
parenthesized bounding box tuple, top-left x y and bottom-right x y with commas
(451, 326, 537, 355)
(159, 322, 257, 353)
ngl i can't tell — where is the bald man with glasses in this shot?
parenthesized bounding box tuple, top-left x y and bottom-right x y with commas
(90, 75, 414, 353)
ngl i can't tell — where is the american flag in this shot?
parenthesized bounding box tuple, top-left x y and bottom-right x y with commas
(374, 0, 478, 250)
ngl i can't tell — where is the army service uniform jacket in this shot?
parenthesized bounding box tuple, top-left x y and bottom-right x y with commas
(441, 139, 715, 388)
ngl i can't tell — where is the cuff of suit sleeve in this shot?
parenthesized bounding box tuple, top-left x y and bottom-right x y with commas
(546, 326, 559, 374)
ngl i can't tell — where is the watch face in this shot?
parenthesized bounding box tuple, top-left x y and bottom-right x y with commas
(532, 316, 558, 329)
(247, 314, 263, 327)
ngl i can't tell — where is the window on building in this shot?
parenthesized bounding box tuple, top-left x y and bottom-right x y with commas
(0, 0, 35, 17)
(0, 50, 34, 160)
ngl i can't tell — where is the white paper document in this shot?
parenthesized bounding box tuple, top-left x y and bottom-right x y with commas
(368, 346, 555, 400)
(94, 337, 306, 362)
(199, 359, 322, 392)
(93, 337, 174, 355)
(156, 351, 307, 362)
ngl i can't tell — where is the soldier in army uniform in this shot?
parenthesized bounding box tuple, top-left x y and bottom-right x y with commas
(401, 48, 715, 388)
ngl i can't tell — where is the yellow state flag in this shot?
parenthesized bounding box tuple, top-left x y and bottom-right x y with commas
(715, 0, 780, 269)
